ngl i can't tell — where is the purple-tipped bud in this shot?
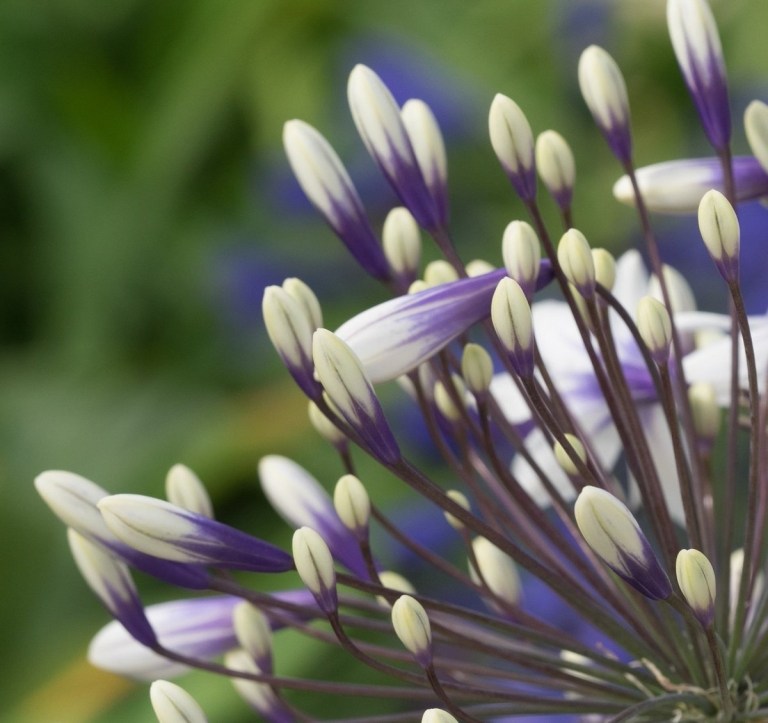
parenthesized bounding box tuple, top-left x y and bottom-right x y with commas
(667, 0, 730, 151)
(676, 549, 716, 626)
(490, 277, 535, 378)
(575, 486, 672, 600)
(698, 189, 739, 281)
(348, 65, 442, 231)
(292, 527, 338, 614)
(150, 681, 208, 723)
(391, 594, 433, 667)
(98, 494, 293, 573)
(283, 120, 389, 280)
(488, 94, 537, 202)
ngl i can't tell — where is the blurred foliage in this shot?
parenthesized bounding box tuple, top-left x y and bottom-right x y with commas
(2, 0, 768, 721)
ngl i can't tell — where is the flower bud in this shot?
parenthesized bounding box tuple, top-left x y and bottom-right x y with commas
(333, 474, 371, 537)
(488, 94, 536, 201)
(553, 434, 587, 476)
(688, 382, 720, 443)
(165, 464, 213, 519)
(558, 229, 596, 298)
(283, 277, 323, 330)
(423, 259, 459, 287)
(307, 401, 347, 447)
(443, 489, 471, 531)
(292, 527, 337, 613)
(535, 130, 575, 209)
(470, 536, 522, 607)
(225, 649, 288, 720)
(422, 710, 458, 723)
(391, 594, 432, 666)
(461, 343, 494, 397)
(377, 570, 417, 607)
(676, 548, 716, 626)
(434, 374, 467, 422)
(502, 220, 541, 298)
(637, 296, 672, 365)
(233, 602, 273, 672)
(491, 277, 535, 377)
(592, 248, 616, 291)
(745, 100, 768, 174)
(150, 681, 208, 723)
(698, 189, 739, 280)
(649, 264, 696, 316)
(466, 259, 495, 277)
(383, 207, 422, 281)
(578, 46, 632, 162)
(574, 486, 671, 600)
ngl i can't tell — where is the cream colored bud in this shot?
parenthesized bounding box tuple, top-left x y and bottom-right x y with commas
(698, 189, 739, 266)
(165, 464, 213, 519)
(383, 207, 422, 277)
(688, 382, 720, 441)
(391, 595, 432, 663)
(553, 434, 587, 476)
(502, 220, 541, 295)
(649, 264, 696, 315)
(461, 343, 494, 396)
(434, 374, 467, 422)
(491, 277, 534, 376)
(578, 46, 630, 136)
(333, 474, 371, 534)
(307, 401, 346, 446)
(488, 94, 535, 179)
(422, 710, 459, 723)
(150, 681, 208, 723)
(535, 130, 575, 203)
(676, 548, 716, 626)
(402, 99, 448, 192)
(292, 527, 337, 612)
(262, 285, 314, 368)
(376, 570, 417, 607)
(408, 279, 429, 294)
(558, 229, 595, 297)
(470, 536, 522, 606)
(746, 100, 768, 174)
(233, 602, 272, 667)
(465, 259, 495, 277)
(591, 248, 616, 291)
(637, 296, 672, 363)
(443, 489, 471, 530)
(283, 277, 322, 330)
(423, 259, 459, 287)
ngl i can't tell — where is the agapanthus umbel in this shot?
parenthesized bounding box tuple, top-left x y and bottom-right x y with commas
(37, 0, 768, 720)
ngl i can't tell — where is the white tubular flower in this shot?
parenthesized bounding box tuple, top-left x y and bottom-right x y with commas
(165, 464, 213, 519)
(391, 594, 432, 666)
(698, 189, 739, 280)
(574, 486, 671, 600)
(746, 100, 768, 174)
(535, 130, 575, 209)
(233, 602, 273, 671)
(36, 470, 111, 540)
(558, 229, 595, 298)
(150, 681, 208, 723)
(491, 277, 534, 377)
(502, 220, 541, 298)
(637, 296, 673, 364)
(488, 93, 536, 201)
(292, 527, 337, 613)
(578, 45, 632, 161)
(383, 206, 422, 281)
(470, 536, 522, 608)
(676, 548, 716, 626)
(333, 474, 370, 537)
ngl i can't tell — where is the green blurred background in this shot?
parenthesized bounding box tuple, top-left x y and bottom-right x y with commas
(3, 0, 767, 721)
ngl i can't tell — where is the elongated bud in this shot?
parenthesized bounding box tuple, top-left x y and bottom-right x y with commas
(553, 434, 587, 476)
(502, 220, 541, 298)
(348, 65, 440, 230)
(68, 529, 157, 647)
(613, 156, 768, 214)
(333, 474, 370, 537)
(377, 570, 417, 607)
(491, 277, 534, 377)
(667, 0, 730, 151)
(649, 264, 696, 316)
(383, 207, 422, 282)
(423, 259, 459, 287)
(637, 296, 672, 364)
(535, 130, 575, 209)
(592, 249, 616, 291)
(283, 277, 323, 330)
(461, 343, 494, 397)
(233, 602, 273, 672)
(422, 710, 459, 723)
(578, 46, 632, 162)
(292, 527, 337, 613)
(402, 99, 449, 226)
(434, 374, 467, 422)
(150, 681, 208, 723)
(698, 189, 739, 280)
(262, 284, 319, 398)
(558, 229, 595, 298)
(391, 594, 432, 666)
(466, 259, 495, 277)
(312, 329, 401, 465)
(443, 489, 471, 531)
(165, 464, 213, 519)
(574, 486, 671, 600)
(98, 494, 292, 572)
(676, 548, 716, 626)
(283, 120, 389, 280)
(470, 536, 522, 607)
(489, 94, 536, 201)
(745, 101, 768, 174)
(308, 401, 347, 447)
(688, 382, 720, 445)
(225, 649, 289, 720)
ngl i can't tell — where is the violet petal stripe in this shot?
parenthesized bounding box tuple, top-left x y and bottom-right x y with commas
(615, 542, 672, 601)
(337, 264, 554, 384)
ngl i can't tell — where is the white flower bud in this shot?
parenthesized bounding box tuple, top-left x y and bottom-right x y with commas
(165, 464, 213, 519)
(553, 434, 587, 476)
(422, 709, 459, 723)
(461, 343, 494, 396)
(333, 474, 371, 535)
(698, 189, 739, 278)
(470, 536, 522, 607)
(233, 602, 273, 670)
(402, 99, 448, 206)
(535, 130, 575, 207)
(383, 207, 422, 278)
(150, 681, 208, 723)
(491, 277, 534, 377)
(637, 296, 672, 364)
(443, 489, 471, 531)
(488, 94, 536, 200)
(307, 401, 346, 446)
(292, 527, 337, 613)
(225, 649, 284, 718)
(376, 570, 417, 607)
(283, 277, 323, 330)
(465, 259, 495, 277)
(676, 548, 716, 626)
(502, 220, 541, 297)
(745, 100, 768, 174)
(558, 229, 595, 297)
(591, 248, 616, 291)
(649, 264, 696, 315)
(434, 374, 467, 422)
(391, 595, 432, 664)
(688, 382, 720, 442)
(423, 259, 459, 287)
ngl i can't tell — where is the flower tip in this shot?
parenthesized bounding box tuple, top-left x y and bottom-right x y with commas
(150, 680, 208, 723)
(676, 548, 716, 626)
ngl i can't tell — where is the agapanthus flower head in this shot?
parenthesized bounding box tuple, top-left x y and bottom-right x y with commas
(38, 4, 768, 722)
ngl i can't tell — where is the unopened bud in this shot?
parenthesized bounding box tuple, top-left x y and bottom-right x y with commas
(307, 401, 347, 447)
(491, 277, 534, 377)
(391, 595, 432, 666)
(637, 296, 672, 364)
(422, 710, 458, 723)
(558, 229, 595, 298)
(292, 527, 337, 613)
(333, 474, 370, 536)
(165, 464, 213, 519)
(698, 189, 739, 280)
(676, 548, 716, 626)
(150, 681, 208, 723)
(434, 374, 467, 422)
(461, 343, 494, 397)
(489, 94, 536, 201)
(746, 100, 768, 174)
(592, 248, 616, 291)
(554, 434, 587, 476)
(443, 489, 471, 530)
(688, 382, 720, 443)
(502, 220, 541, 298)
(383, 207, 422, 281)
(470, 536, 522, 607)
(233, 602, 273, 672)
(535, 130, 575, 209)
(465, 259, 495, 277)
